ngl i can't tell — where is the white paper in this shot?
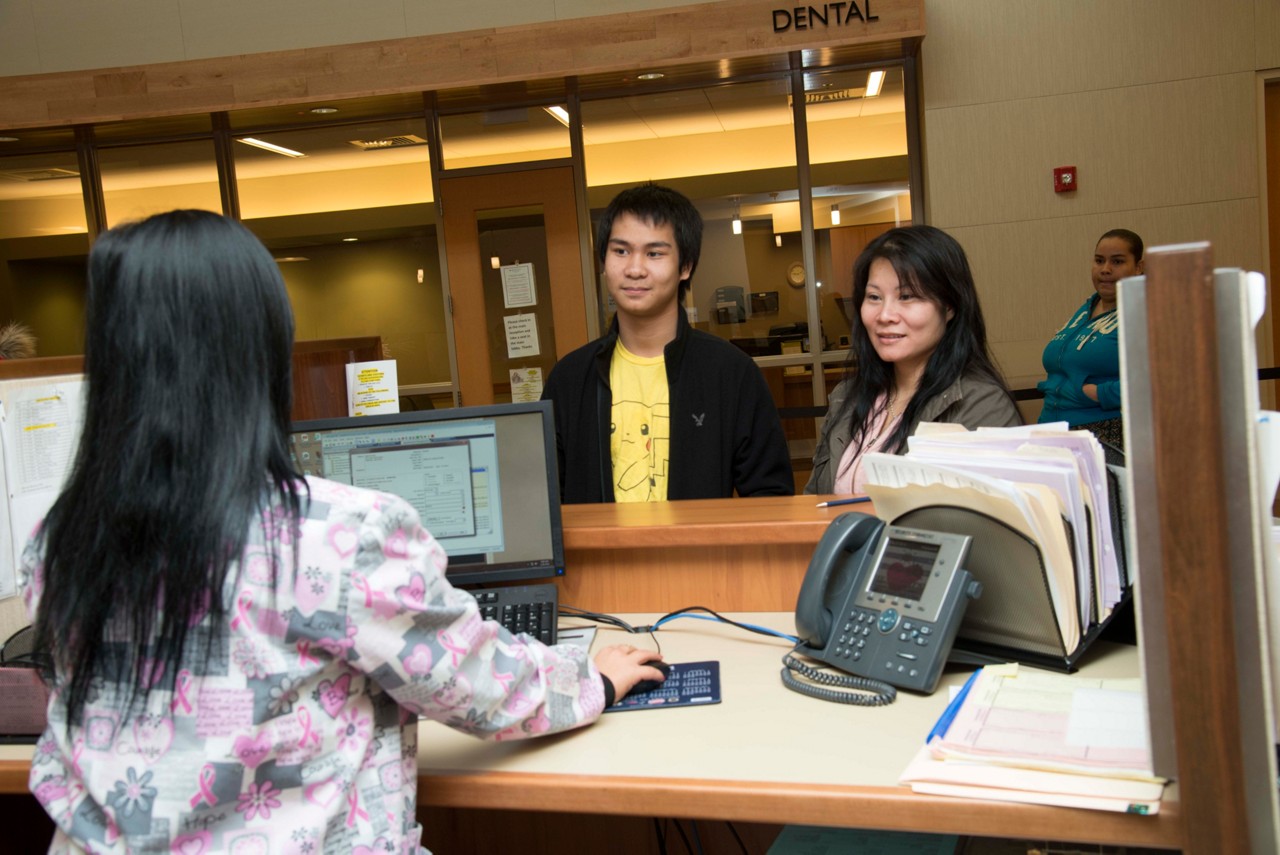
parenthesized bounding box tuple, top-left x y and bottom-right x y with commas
(0, 375, 86, 600)
(1067, 688, 1149, 749)
(509, 367, 543, 403)
(345, 359, 400, 417)
(504, 314, 541, 359)
(501, 263, 537, 309)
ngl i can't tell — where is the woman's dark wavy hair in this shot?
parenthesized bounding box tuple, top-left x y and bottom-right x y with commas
(33, 209, 304, 726)
(839, 225, 1015, 456)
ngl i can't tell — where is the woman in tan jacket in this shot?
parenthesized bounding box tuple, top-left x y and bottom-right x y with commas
(806, 226, 1021, 495)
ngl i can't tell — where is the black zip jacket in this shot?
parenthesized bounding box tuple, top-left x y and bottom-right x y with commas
(542, 312, 794, 503)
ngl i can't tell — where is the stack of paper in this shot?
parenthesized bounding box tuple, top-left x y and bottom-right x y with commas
(899, 664, 1166, 814)
(862, 422, 1125, 656)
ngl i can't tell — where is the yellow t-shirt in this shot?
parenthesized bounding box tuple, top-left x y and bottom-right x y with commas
(609, 342, 670, 502)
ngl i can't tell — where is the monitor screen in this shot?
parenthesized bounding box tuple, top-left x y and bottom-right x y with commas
(288, 401, 564, 587)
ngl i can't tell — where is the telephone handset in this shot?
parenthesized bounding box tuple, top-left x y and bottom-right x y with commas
(786, 512, 981, 703)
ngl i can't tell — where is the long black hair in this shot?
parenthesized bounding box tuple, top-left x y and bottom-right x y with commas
(839, 225, 1013, 456)
(33, 210, 304, 725)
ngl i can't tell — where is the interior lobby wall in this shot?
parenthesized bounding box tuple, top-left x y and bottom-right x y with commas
(921, 0, 1280, 385)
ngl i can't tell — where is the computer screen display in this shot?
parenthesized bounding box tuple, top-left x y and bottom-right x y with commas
(288, 401, 564, 587)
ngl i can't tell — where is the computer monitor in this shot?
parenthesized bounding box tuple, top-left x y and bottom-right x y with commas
(288, 400, 564, 587)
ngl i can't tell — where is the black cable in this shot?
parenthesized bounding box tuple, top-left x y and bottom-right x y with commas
(653, 817, 668, 855)
(726, 821, 749, 855)
(780, 644, 897, 706)
(557, 603, 662, 657)
(672, 819, 693, 854)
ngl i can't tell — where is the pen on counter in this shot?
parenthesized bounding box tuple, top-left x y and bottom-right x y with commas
(815, 496, 872, 508)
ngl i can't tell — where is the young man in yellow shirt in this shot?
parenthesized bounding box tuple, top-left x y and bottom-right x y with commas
(543, 183, 793, 502)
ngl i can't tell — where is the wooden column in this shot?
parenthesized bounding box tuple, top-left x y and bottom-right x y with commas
(1127, 243, 1280, 853)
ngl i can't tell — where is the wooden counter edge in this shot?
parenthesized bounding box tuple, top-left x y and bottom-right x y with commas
(562, 496, 865, 550)
(418, 770, 1183, 848)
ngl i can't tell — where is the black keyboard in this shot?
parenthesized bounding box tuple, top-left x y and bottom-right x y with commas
(473, 583, 558, 645)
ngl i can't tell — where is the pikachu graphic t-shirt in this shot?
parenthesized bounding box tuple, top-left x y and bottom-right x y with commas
(609, 342, 671, 502)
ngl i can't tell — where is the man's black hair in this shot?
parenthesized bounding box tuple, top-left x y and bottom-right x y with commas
(595, 183, 703, 303)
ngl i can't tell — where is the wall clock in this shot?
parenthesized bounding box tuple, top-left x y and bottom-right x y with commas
(786, 261, 806, 289)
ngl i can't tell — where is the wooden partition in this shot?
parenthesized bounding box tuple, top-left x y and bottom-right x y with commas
(290, 336, 383, 421)
(1123, 244, 1280, 853)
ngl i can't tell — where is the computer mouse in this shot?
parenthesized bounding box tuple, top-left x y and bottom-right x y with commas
(629, 661, 671, 695)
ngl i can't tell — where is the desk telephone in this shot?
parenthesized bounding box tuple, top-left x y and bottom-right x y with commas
(786, 513, 982, 703)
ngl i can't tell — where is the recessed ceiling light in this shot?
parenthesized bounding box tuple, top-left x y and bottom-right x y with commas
(865, 70, 886, 98)
(238, 137, 307, 158)
(637, 72, 665, 81)
(543, 106, 570, 127)
(342, 237, 359, 242)
(309, 107, 339, 114)
(0, 136, 18, 143)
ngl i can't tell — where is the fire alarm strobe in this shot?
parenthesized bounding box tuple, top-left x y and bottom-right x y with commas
(1053, 166, 1077, 193)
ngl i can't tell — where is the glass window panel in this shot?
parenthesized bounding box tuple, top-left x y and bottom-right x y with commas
(94, 113, 212, 144)
(100, 140, 222, 227)
(581, 78, 811, 355)
(0, 146, 90, 357)
(235, 116, 433, 219)
(229, 93, 424, 132)
(439, 107, 571, 170)
(234, 114, 447, 392)
(805, 66, 912, 354)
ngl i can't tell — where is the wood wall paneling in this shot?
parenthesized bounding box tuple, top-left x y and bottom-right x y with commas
(0, 0, 924, 129)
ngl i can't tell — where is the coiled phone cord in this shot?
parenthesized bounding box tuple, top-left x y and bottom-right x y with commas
(780, 648, 897, 706)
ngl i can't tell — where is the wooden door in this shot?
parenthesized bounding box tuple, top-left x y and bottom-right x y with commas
(439, 165, 589, 406)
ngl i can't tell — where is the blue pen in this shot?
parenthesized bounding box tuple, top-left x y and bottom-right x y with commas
(926, 668, 982, 744)
(814, 496, 872, 508)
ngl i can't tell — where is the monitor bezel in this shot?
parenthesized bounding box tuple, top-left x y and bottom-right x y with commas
(289, 400, 565, 588)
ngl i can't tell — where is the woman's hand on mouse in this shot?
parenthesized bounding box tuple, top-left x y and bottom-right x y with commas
(593, 644, 667, 698)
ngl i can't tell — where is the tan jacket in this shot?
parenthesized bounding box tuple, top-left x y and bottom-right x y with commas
(804, 370, 1022, 494)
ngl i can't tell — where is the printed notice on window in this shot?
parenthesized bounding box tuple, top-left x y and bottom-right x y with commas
(504, 314, 541, 359)
(509, 367, 543, 403)
(345, 359, 400, 417)
(501, 263, 537, 309)
(0, 375, 87, 601)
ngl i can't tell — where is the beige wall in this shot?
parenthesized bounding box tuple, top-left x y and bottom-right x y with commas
(921, 0, 1279, 384)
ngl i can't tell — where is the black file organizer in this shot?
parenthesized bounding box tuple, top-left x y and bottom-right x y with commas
(891, 456, 1132, 672)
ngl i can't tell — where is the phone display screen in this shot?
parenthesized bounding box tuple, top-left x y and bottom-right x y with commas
(868, 538, 940, 602)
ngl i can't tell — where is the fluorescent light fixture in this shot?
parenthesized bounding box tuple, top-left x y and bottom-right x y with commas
(830, 204, 841, 226)
(775, 235, 783, 247)
(637, 72, 665, 81)
(490, 256, 501, 269)
(865, 70, 886, 98)
(309, 107, 338, 114)
(543, 106, 570, 127)
(0, 136, 18, 143)
(342, 237, 358, 242)
(732, 197, 742, 235)
(238, 137, 307, 158)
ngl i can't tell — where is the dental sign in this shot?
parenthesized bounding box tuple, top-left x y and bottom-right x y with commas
(773, 2, 879, 32)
